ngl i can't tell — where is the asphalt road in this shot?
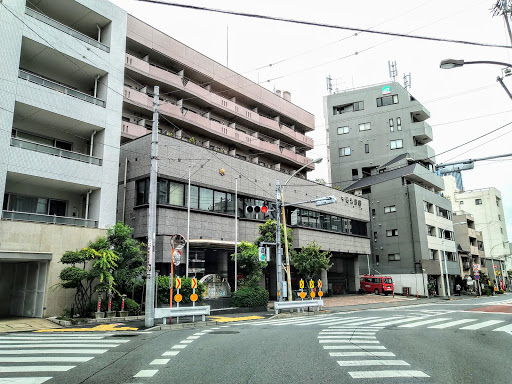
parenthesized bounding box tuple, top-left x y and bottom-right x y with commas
(1, 295, 511, 383)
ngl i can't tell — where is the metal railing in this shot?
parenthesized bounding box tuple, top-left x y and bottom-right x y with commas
(25, 8, 110, 52)
(11, 137, 102, 165)
(19, 69, 106, 107)
(2, 210, 98, 228)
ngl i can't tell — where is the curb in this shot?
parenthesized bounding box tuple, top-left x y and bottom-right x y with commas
(46, 315, 145, 327)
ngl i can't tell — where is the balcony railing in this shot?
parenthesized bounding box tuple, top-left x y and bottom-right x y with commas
(25, 8, 109, 53)
(19, 69, 106, 107)
(2, 210, 98, 228)
(11, 137, 102, 165)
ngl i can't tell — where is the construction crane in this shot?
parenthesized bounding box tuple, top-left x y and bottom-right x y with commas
(436, 152, 512, 190)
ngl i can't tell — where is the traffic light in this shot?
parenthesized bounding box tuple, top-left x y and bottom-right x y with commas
(246, 205, 268, 214)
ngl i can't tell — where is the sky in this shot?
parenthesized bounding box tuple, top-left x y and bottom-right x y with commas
(111, 0, 512, 240)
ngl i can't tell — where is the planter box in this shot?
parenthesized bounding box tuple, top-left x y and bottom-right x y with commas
(94, 312, 105, 319)
(105, 311, 116, 318)
(117, 311, 128, 317)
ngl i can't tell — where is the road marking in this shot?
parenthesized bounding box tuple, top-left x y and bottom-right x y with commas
(0, 356, 94, 363)
(202, 330, 214, 332)
(329, 351, 395, 357)
(293, 317, 361, 326)
(0, 344, 121, 348)
(207, 315, 264, 322)
(162, 351, 180, 356)
(193, 333, 206, 336)
(134, 370, 158, 378)
(429, 319, 477, 329)
(36, 324, 137, 332)
(369, 316, 427, 327)
(319, 332, 376, 335)
(171, 345, 187, 349)
(150, 359, 170, 365)
(0, 336, 108, 340)
(187, 336, 200, 340)
(326, 326, 384, 329)
(0, 378, 52, 383)
(318, 335, 376, 339)
(338, 360, 409, 366)
(460, 320, 505, 330)
(398, 318, 451, 328)
(348, 370, 429, 378)
(0, 340, 129, 344)
(492, 323, 512, 332)
(0, 366, 75, 373)
(319, 337, 376, 343)
(324, 345, 386, 350)
(0, 349, 107, 355)
(322, 339, 380, 344)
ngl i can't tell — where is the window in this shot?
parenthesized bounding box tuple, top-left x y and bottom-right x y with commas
(371, 209, 376, 216)
(388, 253, 401, 261)
(6, 194, 66, 216)
(199, 187, 214, 211)
(333, 101, 364, 115)
(386, 229, 398, 237)
(136, 179, 149, 205)
(423, 201, 433, 213)
(498, 214, 501, 221)
(481, 258, 487, 267)
(429, 249, 436, 260)
(501, 227, 503, 234)
(337, 126, 349, 135)
(359, 122, 371, 131)
(157, 179, 168, 204)
(427, 225, 435, 236)
(390, 139, 403, 150)
(496, 197, 500, 206)
(365, 144, 369, 153)
(376, 94, 399, 107)
(446, 252, 457, 262)
(389, 119, 394, 132)
(459, 201, 464, 205)
(339, 147, 351, 157)
(373, 232, 378, 240)
(475, 199, 482, 205)
(384, 205, 396, 213)
(375, 255, 380, 263)
(185, 185, 199, 209)
(397, 117, 402, 131)
(169, 182, 185, 206)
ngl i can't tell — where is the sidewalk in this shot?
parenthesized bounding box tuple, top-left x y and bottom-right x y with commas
(0, 317, 62, 333)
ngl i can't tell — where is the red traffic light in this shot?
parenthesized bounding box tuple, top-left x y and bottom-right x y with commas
(261, 206, 268, 213)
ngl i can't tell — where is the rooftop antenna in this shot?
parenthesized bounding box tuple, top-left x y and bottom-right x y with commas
(326, 75, 333, 95)
(388, 60, 398, 82)
(403, 72, 412, 90)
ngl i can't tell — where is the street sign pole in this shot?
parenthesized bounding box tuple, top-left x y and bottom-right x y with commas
(275, 180, 283, 302)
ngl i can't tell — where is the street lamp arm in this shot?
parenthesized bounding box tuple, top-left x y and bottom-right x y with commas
(283, 157, 323, 187)
(464, 60, 512, 67)
(440, 58, 512, 69)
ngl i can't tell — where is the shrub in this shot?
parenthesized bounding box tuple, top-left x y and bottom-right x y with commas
(482, 286, 493, 296)
(157, 276, 205, 305)
(123, 298, 141, 315)
(232, 286, 269, 307)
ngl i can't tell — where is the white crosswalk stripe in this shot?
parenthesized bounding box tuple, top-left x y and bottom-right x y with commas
(0, 332, 133, 383)
(349, 370, 429, 378)
(428, 319, 477, 329)
(398, 318, 451, 328)
(460, 320, 504, 330)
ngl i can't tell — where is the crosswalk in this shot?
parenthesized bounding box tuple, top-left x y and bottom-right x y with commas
(238, 312, 512, 333)
(0, 332, 133, 383)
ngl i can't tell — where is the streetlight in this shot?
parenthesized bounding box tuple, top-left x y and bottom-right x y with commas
(281, 157, 323, 301)
(439, 59, 512, 101)
(440, 221, 466, 297)
(490, 241, 509, 291)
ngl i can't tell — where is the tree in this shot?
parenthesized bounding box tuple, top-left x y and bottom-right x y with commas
(255, 219, 292, 246)
(58, 247, 118, 317)
(291, 241, 332, 284)
(231, 241, 267, 287)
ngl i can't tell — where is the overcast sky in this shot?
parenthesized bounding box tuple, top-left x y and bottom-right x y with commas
(111, 0, 512, 240)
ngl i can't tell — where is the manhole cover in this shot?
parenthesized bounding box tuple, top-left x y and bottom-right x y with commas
(210, 331, 239, 335)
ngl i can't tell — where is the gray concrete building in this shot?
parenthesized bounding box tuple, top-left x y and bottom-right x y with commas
(324, 83, 458, 296)
(0, 0, 126, 317)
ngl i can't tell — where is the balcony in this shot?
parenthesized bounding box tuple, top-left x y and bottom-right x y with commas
(123, 87, 314, 169)
(411, 121, 433, 144)
(124, 54, 314, 149)
(468, 228, 477, 238)
(462, 261, 471, 270)
(121, 121, 151, 140)
(470, 246, 479, 256)
(19, 69, 105, 107)
(411, 144, 436, 162)
(25, 8, 109, 53)
(2, 211, 97, 228)
(11, 137, 101, 165)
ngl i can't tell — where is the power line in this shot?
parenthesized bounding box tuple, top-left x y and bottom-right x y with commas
(134, 0, 512, 49)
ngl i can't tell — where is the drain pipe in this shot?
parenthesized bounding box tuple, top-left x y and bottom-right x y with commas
(85, 189, 92, 220)
(96, 24, 101, 43)
(94, 75, 100, 98)
(122, 157, 128, 223)
(90, 130, 96, 157)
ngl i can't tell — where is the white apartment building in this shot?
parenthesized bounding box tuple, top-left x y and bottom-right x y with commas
(0, 0, 126, 317)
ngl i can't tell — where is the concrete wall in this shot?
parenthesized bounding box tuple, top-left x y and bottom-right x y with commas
(0, 221, 105, 317)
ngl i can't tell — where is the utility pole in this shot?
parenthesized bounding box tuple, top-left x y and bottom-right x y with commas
(503, 1, 512, 46)
(144, 86, 159, 328)
(275, 180, 283, 302)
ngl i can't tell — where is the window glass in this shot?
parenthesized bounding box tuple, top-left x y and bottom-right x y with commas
(331, 216, 342, 232)
(49, 199, 66, 216)
(157, 179, 168, 204)
(185, 185, 199, 209)
(136, 179, 149, 205)
(199, 188, 213, 211)
(226, 193, 235, 215)
(384, 278, 392, 284)
(319, 212, 330, 230)
(359, 122, 371, 131)
(339, 147, 351, 156)
(36, 198, 48, 214)
(365, 144, 369, 153)
(169, 182, 185, 206)
(337, 126, 349, 135)
(389, 119, 394, 132)
(2, 193, 8, 211)
(397, 117, 402, 130)
(213, 191, 227, 213)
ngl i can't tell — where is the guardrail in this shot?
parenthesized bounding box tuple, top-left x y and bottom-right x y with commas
(274, 299, 323, 315)
(1, 210, 98, 228)
(155, 306, 210, 323)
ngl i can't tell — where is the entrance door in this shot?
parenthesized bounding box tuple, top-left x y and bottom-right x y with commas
(8, 262, 48, 317)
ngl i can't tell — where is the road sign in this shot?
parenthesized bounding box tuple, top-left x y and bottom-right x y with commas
(494, 264, 497, 269)
(176, 277, 182, 289)
(299, 280, 304, 289)
(299, 292, 306, 299)
(173, 249, 182, 266)
(190, 293, 198, 302)
(475, 275, 480, 280)
(318, 291, 324, 297)
(174, 294, 182, 302)
(311, 292, 316, 298)
(318, 280, 322, 289)
(309, 280, 315, 289)
(191, 278, 197, 289)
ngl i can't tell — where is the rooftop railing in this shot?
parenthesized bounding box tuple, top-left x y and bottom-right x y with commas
(2, 210, 98, 228)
